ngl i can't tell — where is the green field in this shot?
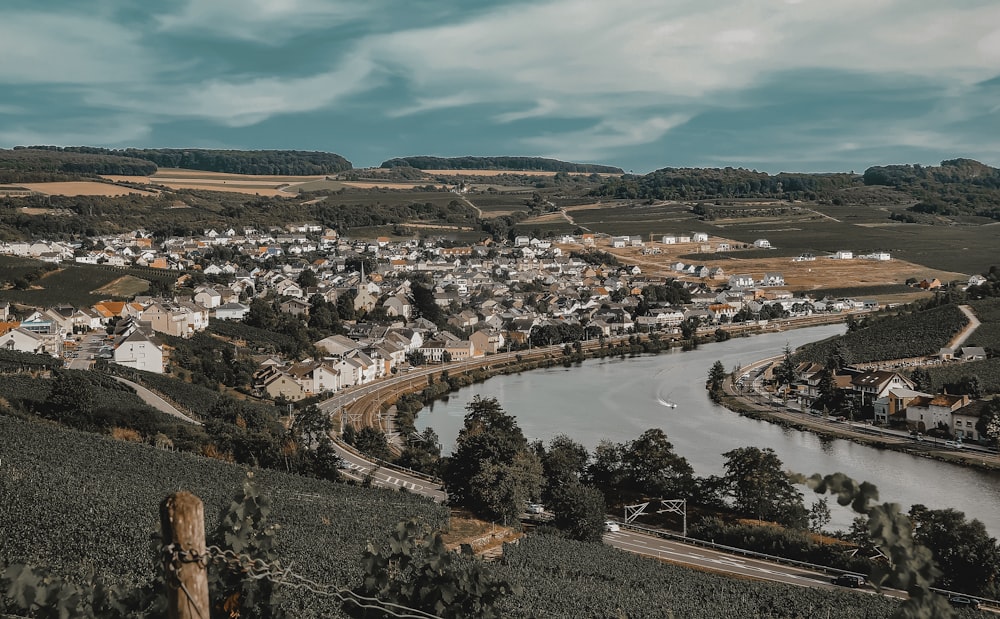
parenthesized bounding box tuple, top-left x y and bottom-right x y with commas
(968, 298, 1000, 353)
(1, 413, 902, 618)
(0, 415, 449, 617)
(0, 257, 171, 307)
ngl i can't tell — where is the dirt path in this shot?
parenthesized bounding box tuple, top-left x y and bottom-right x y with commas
(457, 195, 482, 218)
(948, 305, 981, 349)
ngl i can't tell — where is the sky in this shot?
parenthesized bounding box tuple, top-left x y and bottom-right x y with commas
(2, 0, 1000, 174)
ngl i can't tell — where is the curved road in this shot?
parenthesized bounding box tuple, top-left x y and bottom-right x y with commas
(112, 376, 202, 425)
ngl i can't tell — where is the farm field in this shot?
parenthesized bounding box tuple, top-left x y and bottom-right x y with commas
(597, 238, 966, 298)
(1, 181, 156, 197)
(421, 169, 623, 177)
(0, 257, 172, 307)
(528, 199, 995, 275)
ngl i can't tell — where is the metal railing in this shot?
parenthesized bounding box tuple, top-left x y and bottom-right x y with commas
(614, 520, 1000, 608)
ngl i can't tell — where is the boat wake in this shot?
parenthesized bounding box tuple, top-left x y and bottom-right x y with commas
(654, 368, 678, 409)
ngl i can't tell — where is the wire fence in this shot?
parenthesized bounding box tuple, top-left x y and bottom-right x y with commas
(163, 543, 443, 619)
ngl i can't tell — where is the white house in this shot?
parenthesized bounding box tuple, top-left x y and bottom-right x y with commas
(728, 274, 755, 289)
(213, 302, 250, 321)
(692, 232, 709, 242)
(1, 328, 49, 355)
(762, 272, 786, 287)
(833, 250, 853, 260)
(661, 235, 677, 245)
(753, 239, 771, 249)
(905, 394, 969, 433)
(112, 330, 164, 374)
(967, 274, 987, 288)
(193, 287, 223, 309)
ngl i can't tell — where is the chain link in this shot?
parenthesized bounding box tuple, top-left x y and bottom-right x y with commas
(162, 544, 442, 619)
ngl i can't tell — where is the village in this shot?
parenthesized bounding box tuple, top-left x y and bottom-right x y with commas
(0, 224, 988, 443)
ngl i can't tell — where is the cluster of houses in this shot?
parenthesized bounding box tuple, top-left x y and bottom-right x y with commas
(2, 225, 983, 411)
(787, 354, 990, 443)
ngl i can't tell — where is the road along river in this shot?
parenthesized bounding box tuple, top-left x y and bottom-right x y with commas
(416, 324, 1000, 534)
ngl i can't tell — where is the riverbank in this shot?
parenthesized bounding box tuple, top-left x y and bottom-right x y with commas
(370, 313, 851, 440)
(719, 377, 1000, 473)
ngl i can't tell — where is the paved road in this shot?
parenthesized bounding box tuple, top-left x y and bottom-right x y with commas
(604, 528, 905, 599)
(111, 376, 202, 425)
(332, 440, 446, 502)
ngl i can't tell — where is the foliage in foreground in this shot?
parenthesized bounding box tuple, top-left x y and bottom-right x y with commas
(0, 415, 448, 617)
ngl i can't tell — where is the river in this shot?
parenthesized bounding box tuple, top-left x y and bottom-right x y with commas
(415, 325, 1000, 533)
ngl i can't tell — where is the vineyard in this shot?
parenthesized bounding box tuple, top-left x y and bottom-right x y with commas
(923, 357, 1000, 395)
(494, 535, 899, 618)
(968, 298, 1000, 354)
(793, 304, 968, 364)
(0, 415, 449, 617)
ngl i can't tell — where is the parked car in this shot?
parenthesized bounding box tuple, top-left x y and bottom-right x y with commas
(831, 574, 866, 588)
(944, 440, 964, 449)
(526, 503, 545, 514)
(604, 521, 620, 532)
(947, 595, 980, 609)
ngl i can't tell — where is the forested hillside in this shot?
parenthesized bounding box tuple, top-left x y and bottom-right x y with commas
(863, 158, 1000, 219)
(593, 167, 859, 201)
(0, 190, 477, 240)
(381, 155, 623, 173)
(592, 158, 1000, 220)
(0, 148, 157, 182)
(12, 146, 353, 175)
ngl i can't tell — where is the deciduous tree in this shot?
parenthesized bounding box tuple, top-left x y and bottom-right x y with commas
(443, 396, 542, 524)
(722, 446, 806, 527)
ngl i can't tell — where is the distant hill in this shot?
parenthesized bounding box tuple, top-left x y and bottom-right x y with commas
(592, 167, 859, 201)
(591, 159, 1000, 220)
(863, 158, 1000, 219)
(0, 148, 157, 183)
(14, 146, 353, 176)
(380, 156, 624, 174)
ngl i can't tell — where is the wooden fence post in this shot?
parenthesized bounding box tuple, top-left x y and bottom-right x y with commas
(160, 491, 210, 619)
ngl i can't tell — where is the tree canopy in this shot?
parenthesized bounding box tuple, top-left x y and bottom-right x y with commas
(443, 396, 542, 524)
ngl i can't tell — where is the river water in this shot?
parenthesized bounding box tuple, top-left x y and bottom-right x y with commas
(415, 325, 1000, 533)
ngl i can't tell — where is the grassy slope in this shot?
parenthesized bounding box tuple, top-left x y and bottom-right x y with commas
(2, 414, 902, 618)
(0, 415, 448, 617)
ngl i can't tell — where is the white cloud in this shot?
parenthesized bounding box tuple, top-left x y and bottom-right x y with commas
(362, 0, 1000, 112)
(0, 118, 152, 148)
(0, 13, 152, 84)
(494, 99, 561, 123)
(387, 93, 482, 118)
(154, 0, 372, 42)
(87, 56, 378, 126)
(521, 114, 691, 161)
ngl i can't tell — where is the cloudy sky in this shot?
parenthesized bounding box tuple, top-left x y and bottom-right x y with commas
(3, 0, 999, 173)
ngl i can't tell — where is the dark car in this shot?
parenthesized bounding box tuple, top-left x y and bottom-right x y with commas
(831, 574, 866, 588)
(948, 596, 980, 610)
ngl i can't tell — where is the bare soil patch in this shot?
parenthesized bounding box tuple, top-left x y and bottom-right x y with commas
(152, 169, 325, 182)
(585, 235, 966, 294)
(421, 169, 622, 178)
(92, 275, 150, 297)
(341, 181, 445, 190)
(19, 207, 73, 216)
(442, 509, 521, 556)
(18, 182, 155, 197)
